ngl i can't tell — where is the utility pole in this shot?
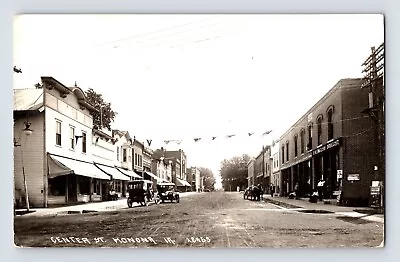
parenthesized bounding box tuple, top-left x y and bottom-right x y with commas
(361, 42, 384, 211)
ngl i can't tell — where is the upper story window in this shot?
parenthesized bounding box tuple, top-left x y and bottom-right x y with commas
(281, 146, 285, 164)
(317, 116, 323, 145)
(327, 107, 334, 140)
(56, 121, 62, 146)
(300, 129, 305, 154)
(307, 123, 313, 150)
(82, 132, 87, 153)
(69, 126, 75, 150)
(294, 134, 298, 157)
(123, 148, 127, 162)
(116, 147, 119, 161)
(285, 141, 289, 162)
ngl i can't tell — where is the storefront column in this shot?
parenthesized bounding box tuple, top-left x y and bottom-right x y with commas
(89, 177, 93, 202)
(311, 157, 316, 190)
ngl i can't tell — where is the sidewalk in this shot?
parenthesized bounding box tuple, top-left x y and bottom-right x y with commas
(15, 191, 199, 218)
(262, 195, 384, 224)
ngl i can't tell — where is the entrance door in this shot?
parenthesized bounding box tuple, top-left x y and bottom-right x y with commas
(67, 173, 77, 202)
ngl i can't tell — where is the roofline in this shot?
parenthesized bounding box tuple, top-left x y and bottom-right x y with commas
(279, 78, 364, 139)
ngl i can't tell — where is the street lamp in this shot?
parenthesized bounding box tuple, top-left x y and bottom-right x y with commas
(22, 122, 33, 136)
(21, 121, 33, 211)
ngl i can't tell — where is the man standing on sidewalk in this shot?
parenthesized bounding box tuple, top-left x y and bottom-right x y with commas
(317, 179, 325, 201)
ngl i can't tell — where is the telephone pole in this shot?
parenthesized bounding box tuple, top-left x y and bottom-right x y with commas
(361, 42, 385, 210)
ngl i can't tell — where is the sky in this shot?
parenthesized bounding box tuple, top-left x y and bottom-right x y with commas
(13, 14, 384, 188)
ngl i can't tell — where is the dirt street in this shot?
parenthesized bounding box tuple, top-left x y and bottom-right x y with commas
(14, 191, 383, 248)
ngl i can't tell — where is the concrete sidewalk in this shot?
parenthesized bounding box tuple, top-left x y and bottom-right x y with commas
(15, 191, 199, 217)
(262, 195, 384, 224)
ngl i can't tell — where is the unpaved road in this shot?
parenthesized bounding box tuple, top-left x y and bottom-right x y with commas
(14, 192, 383, 248)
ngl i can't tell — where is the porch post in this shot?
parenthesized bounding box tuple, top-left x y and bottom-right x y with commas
(90, 177, 93, 202)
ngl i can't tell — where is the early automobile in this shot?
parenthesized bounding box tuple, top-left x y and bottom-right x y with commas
(156, 182, 180, 203)
(127, 180, 155, 207)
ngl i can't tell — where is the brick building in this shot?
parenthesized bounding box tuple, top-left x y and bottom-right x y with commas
(279, 78, 378, 206)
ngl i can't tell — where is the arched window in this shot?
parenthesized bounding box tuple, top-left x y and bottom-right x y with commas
(300, 129, 305, 154)
(317, 115, 323, 145)
(294, 134, 298, 157)
(307, 123, 313, 150)
(286, 141, 289, 162)
(327, 107, 334, 140)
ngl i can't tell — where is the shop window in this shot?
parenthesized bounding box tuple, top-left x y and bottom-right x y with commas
(79, 177, 91, 195)
(117, 147, 119, 161)
(56, 121, 62, 146)
(317, 116, 323, 145)
(82, 132, 87, 153)
(307, 123, 313, 150)
(327, 108, 334, 140)
(294, 134, 298, 157)
(48, 176, 66, 196)
(300, 129, 305, 154)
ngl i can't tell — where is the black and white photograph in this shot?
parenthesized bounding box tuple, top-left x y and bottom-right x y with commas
(13, 14, 385, 248)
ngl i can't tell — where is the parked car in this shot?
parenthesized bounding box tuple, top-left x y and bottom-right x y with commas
(156, 182, 180, 203)
(127, 180, 155, 207)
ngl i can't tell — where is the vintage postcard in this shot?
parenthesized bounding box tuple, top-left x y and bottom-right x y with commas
(13, 14, 384, 248)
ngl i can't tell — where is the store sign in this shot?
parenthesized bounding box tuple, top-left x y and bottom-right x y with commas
(347, 173, 360, 181)
(312, 138, 341, 156)
(337, 170, 343, 179)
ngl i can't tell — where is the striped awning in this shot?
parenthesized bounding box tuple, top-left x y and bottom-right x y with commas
(176, 177, 191, 187)
(115, 167, 142, 179)
(145, 171, 168, 183)
(94, 163, 130, 181)
(48, 155, 111, 180)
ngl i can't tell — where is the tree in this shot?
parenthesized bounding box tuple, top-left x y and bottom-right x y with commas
(198, 167, 216, 191)
(220, 154, 250, 191)
(85, 88, 117, 131)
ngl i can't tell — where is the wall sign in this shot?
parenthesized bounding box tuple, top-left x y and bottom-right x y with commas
(347, 173, 360, 181)
(312, 138, 341, 156)
(337, 170, 343, 179)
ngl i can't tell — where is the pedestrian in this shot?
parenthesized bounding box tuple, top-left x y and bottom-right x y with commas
(294, 182, 299, 200)
(317, 179, 325, 201)
(270, 184, 274, 197)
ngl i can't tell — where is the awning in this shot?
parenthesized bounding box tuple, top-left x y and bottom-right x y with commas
(48, 155, 111, 180)
(145, 171, 166, 183)
(176, 177, 191, 187)
(95, 163, 130, 181)
(115, 167, 142, 179)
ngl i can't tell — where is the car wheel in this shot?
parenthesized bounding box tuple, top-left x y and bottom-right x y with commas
(176, 197, 180, 203)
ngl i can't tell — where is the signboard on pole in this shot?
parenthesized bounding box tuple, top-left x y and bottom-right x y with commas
(337, 170, 343, 179)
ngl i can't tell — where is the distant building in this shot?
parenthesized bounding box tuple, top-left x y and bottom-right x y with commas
(270, 140, 281, 195)
(247, 158, 255, 187)
(153, 148, 191, 191)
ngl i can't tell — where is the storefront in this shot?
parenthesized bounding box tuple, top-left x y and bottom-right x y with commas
(311, 137, 341, 199)
(47, 154, 112, 205)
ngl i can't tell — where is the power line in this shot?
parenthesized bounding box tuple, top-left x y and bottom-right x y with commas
(94, 15, 220, 47)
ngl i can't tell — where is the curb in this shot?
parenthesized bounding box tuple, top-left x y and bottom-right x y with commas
(263, 198, 302, 209)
